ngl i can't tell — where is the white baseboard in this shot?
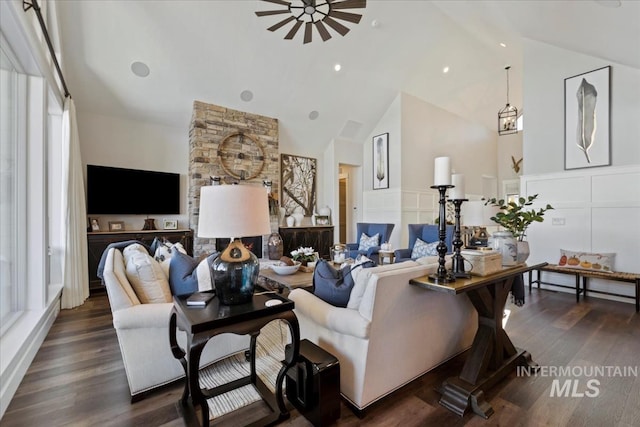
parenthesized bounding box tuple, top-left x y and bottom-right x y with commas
(0, 287, 62, 419)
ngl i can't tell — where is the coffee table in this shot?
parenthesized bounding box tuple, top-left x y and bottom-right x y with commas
(259, 268, 314, 293)
(170, 293, 300, 426)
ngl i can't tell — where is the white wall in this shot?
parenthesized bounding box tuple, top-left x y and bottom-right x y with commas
(523, 39, 640, 175)
(522, 39, 640, 304)
(77, 111, 190, 230)
(399, 93, 497, 195)
(360, 92, 499, 249)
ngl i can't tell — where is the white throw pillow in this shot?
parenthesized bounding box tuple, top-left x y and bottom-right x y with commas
(411, 238, 439, 259)
(557, 249, 615, 272)
(154, 241, 187, 278)
(358, 233, 380, 251)
(124, 244, 172, 303)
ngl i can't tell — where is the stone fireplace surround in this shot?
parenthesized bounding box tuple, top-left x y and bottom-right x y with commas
(189, 101, 279, 257)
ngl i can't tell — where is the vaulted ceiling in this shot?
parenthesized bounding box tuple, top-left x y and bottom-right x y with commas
(55, 0, 640, 154)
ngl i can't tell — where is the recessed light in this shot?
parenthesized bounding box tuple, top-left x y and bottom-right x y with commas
(309, 111, 319, 120)
(371, 19, 380, 28)
(131, 61, 150, 77)
(500, 42, 507, 48)
(334, 63, 342, 72)
(240, 90, 254, 102)
(442, 66, 450, 74)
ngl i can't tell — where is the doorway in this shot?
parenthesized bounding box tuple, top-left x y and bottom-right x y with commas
(338, 164, 357, 244)
(339, 177, 347, 243)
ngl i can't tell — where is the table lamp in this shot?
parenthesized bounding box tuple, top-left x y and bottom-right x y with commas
(462, 201, 500, 248)
(197, 185, 271, 305)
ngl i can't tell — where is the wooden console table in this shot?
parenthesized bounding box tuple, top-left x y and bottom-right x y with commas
(410, 263, 546, 418)
(279, 226, 333, 259)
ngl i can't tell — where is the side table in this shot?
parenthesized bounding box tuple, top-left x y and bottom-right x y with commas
(378, 250, 395, 265)
(170, 293, 300, 426)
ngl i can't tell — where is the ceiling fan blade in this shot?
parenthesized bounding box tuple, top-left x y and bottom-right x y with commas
(284, 20, 303, 40)
(323, 16, 350, 36)
(255, 9, 291, 17)
(304, 22, 313, 44)
(314, 20, 332, 41)
(328, 10, 362, 24)
(267, 16, 296, 31)
(261, 0, 291, 6)
(331, 0, 366, 10)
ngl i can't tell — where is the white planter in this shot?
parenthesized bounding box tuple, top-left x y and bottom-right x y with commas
(292, 212, 304, 226)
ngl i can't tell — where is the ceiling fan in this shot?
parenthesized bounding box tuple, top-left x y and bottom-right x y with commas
(255, 0, 367, 44)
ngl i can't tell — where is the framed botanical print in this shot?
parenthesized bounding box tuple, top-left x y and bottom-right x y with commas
(373, 133, 389, 189)
(281, 154, 317, 216)
(564, 66, 610, 170)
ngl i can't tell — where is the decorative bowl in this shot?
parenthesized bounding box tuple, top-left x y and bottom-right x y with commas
(271, 262, 301, 275)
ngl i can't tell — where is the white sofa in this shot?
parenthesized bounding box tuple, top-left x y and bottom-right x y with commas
(288, 258, 477, 411)
(102, 247, 250, 400)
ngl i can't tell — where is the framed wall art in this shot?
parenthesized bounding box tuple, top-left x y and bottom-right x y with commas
(108, 221, 125, 232)
(372, 133, 389, 189)
(163, 219, 178, 230)
(564, 66, 610, 170)
(89, 217, 100, 232)
(281, 154, 317, 216)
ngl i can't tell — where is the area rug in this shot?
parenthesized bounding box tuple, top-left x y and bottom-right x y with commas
(198, 320, 290, 420)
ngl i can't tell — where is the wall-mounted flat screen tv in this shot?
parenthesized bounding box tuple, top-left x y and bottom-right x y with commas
(87, 165, 180, 215)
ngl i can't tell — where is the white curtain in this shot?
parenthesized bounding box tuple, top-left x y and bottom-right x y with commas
(60, 98, 89, 308)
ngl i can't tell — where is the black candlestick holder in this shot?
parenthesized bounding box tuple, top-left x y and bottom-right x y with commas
(428, 185, 456, 284)
(450, 199, 471, 278)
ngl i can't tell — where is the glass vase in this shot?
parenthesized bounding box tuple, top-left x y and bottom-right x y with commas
(492, 231, 518, 266)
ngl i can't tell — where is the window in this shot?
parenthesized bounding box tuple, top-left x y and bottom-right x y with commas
(0, 41, 26, 335)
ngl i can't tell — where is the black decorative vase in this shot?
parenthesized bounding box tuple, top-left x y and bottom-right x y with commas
(267, 232, 284, 260)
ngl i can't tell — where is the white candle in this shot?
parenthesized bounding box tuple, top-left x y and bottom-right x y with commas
(450, 174, 465, 199)
(433, 157, 451, 186)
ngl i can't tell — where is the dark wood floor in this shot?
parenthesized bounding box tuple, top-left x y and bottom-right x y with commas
(3, 288, 639, 427)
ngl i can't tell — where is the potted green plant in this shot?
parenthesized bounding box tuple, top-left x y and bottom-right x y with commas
(485, 194, 554, 263)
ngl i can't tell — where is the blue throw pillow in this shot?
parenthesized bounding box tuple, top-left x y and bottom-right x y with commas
(169, 250, 218, 296)
(411, 238, 439, 259)
(312, 259, 375, 307)
(312, 260, 355, 307)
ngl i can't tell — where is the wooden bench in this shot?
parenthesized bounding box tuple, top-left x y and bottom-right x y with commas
(528, 264, 639, 312)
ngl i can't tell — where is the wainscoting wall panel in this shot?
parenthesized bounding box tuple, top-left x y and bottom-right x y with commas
(522, 165, 640, 305)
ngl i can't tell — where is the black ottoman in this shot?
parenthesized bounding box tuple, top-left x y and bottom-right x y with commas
(285, 339, 340, 426)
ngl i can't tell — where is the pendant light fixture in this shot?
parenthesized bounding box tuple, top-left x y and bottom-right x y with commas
(498, 66, 518, 135)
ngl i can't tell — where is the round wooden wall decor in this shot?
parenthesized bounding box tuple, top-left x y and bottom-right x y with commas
(217, 132, 265, 180)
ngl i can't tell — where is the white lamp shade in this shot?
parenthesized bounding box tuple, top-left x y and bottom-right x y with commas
(462, 201, 500, 226)
(197, 185, 271, 238)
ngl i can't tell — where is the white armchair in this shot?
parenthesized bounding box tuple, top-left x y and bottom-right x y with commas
(102, 247, 250, 400)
